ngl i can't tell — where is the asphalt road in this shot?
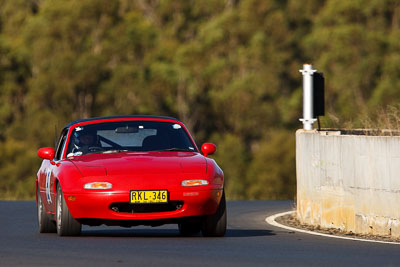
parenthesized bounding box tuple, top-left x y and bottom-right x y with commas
(1, 201, 400, 266)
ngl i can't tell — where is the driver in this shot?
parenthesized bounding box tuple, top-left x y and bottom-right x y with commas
(72, 128, 98, 154)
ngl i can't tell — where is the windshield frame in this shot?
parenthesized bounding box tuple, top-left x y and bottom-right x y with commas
(62, 118, 199, 159)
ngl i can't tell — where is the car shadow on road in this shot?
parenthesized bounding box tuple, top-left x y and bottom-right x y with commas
(226, 229, 275, 237)
(81, 228, 275, 238)
(82, 229, 180, 238)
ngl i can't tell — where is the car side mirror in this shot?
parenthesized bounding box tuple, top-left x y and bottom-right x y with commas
(38, 147, 55, 163)
(201, 143, 216, 157)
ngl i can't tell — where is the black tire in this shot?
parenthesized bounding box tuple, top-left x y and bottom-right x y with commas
(178, 222, 202, 236)
(202, 191, 227, 237)
(56, 184, 81, 236)
(37, 189, 57, 233)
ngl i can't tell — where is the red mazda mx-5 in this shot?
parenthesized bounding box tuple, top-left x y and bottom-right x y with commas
(36, 115, 226, 237)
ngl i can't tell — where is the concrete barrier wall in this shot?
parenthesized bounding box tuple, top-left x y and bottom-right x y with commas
(296, 129, 400, 237)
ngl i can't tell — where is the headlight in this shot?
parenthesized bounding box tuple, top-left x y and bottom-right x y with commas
(181, 180, 209, 187)
(84, 182, 112, 189)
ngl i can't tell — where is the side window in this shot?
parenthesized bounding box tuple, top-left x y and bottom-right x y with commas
(54, 129, 68, 160)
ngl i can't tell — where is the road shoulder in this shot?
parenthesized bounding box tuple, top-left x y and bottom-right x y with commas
(266, 211, 400, 245)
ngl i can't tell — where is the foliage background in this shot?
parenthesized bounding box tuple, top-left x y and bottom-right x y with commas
(0, 0, 399, 200)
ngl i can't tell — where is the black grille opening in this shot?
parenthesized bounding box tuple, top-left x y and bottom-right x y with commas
(109, 201, 184, 213)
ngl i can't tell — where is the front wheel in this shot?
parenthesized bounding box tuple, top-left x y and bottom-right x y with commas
(37, 189, 56, 233)
(202, 191, 227, 237)
(56, 184, 81, 236)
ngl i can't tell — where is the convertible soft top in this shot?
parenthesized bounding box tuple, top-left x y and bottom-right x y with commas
(64, 115, 179, 128)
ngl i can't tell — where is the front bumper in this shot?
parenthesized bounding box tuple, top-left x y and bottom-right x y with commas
(64, 189, 222, 221)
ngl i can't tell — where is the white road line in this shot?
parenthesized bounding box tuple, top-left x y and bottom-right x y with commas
(266, 211, 400, 245)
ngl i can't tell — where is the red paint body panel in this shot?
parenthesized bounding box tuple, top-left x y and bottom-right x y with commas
(36, 116, 224, 227)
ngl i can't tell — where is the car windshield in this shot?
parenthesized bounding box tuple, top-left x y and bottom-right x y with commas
(66, 121, 197, 156)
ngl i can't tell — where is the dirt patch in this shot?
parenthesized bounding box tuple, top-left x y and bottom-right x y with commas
(275, 213, 400, 243)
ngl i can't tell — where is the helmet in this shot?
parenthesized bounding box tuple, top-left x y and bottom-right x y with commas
(73, 128, 97, 148)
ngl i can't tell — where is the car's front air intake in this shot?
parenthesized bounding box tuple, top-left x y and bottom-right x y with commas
(109, 201, 184, 213)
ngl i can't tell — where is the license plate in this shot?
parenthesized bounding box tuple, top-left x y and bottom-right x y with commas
(130, 190, 168, 204)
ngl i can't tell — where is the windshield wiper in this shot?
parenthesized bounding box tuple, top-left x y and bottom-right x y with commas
(102, 149, 128, 154)
(156, 148, 194, 152)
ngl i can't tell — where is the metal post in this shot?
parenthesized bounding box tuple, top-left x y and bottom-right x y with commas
(299, 64, 317, 130)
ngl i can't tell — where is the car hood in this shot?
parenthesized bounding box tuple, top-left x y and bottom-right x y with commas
(69, 152, 207, 177)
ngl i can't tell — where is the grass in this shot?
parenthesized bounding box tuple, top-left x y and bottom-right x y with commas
(319, 104, 400, 136)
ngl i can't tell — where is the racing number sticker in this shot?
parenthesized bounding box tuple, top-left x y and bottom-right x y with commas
(45, 169, 52, 204)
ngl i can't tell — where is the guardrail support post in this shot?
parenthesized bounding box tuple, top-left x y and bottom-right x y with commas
(299, 64, 317, 130)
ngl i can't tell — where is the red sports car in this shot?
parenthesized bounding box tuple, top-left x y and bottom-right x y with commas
(36, 115, 226, 237)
